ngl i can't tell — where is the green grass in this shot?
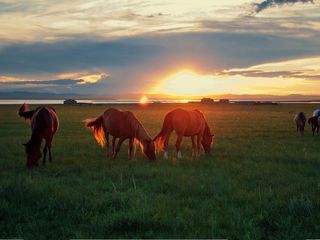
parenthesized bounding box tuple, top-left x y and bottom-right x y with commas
(0, 103, 320, 239)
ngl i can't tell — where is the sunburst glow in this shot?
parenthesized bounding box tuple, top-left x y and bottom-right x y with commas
(139, 96, 148, 104)
(150, 70, 219, 96)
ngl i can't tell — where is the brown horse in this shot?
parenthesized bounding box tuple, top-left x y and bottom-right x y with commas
(308, 116, 319, 136)
(294, 112, 306, 135)
(153, 108, 214, 159)
(18, 103, 59, 168)
(85, 108, 156, 161)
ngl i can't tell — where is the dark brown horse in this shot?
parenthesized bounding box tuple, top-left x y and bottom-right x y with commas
(85, 108, 156, 161)
(308, 116, 319, 136)
(294, 112, 306, 135)
(153, 108, 214, 159)
(18, 103, 59, 168)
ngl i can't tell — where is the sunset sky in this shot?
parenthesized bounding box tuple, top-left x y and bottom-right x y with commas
(1, 0, 320, 98)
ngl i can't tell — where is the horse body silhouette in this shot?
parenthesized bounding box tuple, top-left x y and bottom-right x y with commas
(85, 108, 156, 161)
(18, 103, 59, 168)
(294, 112, 306, 135)
(308, 116, 320, 136)
(153, 108, 213, 159)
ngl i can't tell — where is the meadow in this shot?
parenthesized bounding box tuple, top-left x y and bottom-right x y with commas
(0, 103, 319, 239)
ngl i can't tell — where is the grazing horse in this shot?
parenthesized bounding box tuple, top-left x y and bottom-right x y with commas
(294, 112, 306, 135)
(85, 108, 156, 161)
(308, 116, 320, 136)
(153, 108, 214, 159)
(18, 103, 59, 168)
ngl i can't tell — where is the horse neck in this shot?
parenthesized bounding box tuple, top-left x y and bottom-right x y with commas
(30, 130, 42, 148)
(133, 122, 151, 142)
(204, 121, 211, 136)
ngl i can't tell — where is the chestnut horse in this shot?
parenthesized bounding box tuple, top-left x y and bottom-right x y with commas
(85, 108, 156, 161)
(18, 103, 59, 168)
(294, 112, 306, 135)
(153, 108, 214, 159)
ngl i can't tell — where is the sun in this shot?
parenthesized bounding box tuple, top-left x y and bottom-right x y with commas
(139, 95, 148, 104)
(150, 70, 219, 96)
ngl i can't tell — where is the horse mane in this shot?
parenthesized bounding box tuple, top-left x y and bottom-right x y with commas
(18, 103, 36, 121)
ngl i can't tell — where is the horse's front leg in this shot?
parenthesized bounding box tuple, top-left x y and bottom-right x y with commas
(128, 138, 134, 159)
(42, 143, 48, 165)
(113, 137, 126, 159)
(112, 136, 117, 156)
(105, 132, 111, 158)
(175, 134, 183, 159)
(191, 136, 197, 158)
(196, 134, 203, 156)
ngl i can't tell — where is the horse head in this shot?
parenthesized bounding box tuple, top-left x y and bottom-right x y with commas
(141, 139, 156, 161)
(201, 124, 214, 155)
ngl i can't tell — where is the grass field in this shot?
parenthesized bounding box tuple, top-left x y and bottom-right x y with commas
(0, 103, 320, 239)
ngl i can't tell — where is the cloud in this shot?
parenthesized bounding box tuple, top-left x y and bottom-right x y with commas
(221, 56, 320, 81)
(250, 0, 315, 15)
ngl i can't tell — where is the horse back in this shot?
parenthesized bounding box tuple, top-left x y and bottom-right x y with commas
(169, 108, 206, 136)
(31, 107, 59, 135)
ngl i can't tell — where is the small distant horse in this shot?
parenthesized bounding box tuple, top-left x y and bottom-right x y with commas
(18, 103, 59, 168)
(308, 116, 320, 136)
(294, 112, 306, 135)
(85, 108, 156, 161)
(153, 108, 214, 159)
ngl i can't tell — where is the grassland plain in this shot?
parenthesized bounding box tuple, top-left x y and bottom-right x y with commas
(0, 103, 319, 239)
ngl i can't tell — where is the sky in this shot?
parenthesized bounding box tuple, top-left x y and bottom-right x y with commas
(1, 0, 320, 98)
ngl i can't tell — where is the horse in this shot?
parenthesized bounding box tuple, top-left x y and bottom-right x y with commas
(18, 103, 59, 168)
(153, 108, 214, 159)
(308, 116, 320, 136)
(85, 108, 156, 161)
(294, 112, 306, 135)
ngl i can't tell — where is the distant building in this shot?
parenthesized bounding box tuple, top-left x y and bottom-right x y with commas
(219, 99, 230, 104)
(63, 99, 78, 105)
(201, 98, 215, 104)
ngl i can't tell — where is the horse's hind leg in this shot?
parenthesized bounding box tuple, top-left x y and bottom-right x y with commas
(47, 137, 53, 162)
(175, 134, 183, 159)
(42, 143, 48, 165)
(163, 130, 172, 159)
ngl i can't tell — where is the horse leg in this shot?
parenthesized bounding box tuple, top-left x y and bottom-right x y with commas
(175, 134, 183, 159)
(163, 130, 172, 159)
(196, 134, 203, 156)
(42, 143, 48, 165)
(105, 132, 111, 158)
(113, 137, 126, 159)
(191, 136, 197, 158)
(112, 136, 117, 156)
(128, 138, 134, 159)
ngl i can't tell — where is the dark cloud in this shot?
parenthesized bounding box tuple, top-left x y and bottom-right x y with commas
(251, 0, 314, 14)
(0, 79, 83, 85)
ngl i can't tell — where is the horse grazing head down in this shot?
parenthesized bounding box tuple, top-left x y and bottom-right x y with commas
(201, 124, 214, 155)
(140, 139, 156, 161)
(23, 141, 42, 168)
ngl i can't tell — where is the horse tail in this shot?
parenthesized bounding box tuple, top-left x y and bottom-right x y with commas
(308, 117, 313, 125)
(84, 116, 105, 147)
(18, 103, 35, 120)
(153, 113, 173, 152)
